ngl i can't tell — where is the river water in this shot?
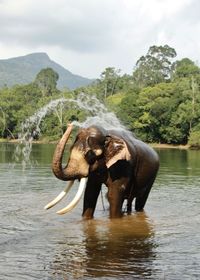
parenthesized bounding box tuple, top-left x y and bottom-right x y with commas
(0, 143, 199, 279)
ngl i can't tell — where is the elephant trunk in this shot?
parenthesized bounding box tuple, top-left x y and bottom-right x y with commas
(52, 123, 74, 181)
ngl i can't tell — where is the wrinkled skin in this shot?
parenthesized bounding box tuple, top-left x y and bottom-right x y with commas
(52, 124, 159, 219)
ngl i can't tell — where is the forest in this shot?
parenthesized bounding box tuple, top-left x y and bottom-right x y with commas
(0, 44, 200, 148)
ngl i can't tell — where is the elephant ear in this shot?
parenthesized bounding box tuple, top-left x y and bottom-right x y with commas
(104, 135, 131, 168)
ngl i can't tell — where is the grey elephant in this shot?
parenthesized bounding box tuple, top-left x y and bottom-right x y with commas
(45, 124, 159, 219)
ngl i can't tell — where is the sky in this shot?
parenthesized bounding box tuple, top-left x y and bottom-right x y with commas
(0, 0, 200, 79)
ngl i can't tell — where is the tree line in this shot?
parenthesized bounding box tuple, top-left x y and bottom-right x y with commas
(0, 44, 200, 148)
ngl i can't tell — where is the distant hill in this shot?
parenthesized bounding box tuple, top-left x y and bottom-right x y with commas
(0, 53, 93, 90)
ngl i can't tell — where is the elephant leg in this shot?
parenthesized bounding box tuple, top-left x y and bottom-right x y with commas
(127, 197, 133, 214)
(135, 176, 156, 211)
(107, 178, 127, 218)
(126, 180, 136, 214)
(82, 173, 102, 219)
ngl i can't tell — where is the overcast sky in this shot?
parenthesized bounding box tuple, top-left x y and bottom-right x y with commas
(0, 0, 200, 78)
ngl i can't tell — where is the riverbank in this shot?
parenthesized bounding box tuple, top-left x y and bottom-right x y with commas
(150, 143, 190, 149)
(0, 138, 190, 149)
(0, 138, 56, 144)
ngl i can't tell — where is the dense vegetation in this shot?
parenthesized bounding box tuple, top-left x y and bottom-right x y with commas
(0, 44, 200, 148)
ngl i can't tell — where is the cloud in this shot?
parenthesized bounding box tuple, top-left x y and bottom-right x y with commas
(0, 0, 119, 52)
(0, 0, 199, 78)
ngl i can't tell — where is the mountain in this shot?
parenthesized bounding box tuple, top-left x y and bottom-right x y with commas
(0, 53, 93, 90)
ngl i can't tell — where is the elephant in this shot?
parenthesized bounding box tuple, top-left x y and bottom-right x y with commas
(44, 123, 159, 219)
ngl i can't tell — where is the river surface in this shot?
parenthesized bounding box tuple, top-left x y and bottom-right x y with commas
(0, 143, 200, 279)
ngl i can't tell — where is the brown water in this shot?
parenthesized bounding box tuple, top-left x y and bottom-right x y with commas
(0, 143, 200, 279)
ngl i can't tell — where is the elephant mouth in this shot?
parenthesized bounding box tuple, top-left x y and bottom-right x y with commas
(44, 177, 88, 214)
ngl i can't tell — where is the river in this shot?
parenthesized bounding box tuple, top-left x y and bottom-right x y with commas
(0, 143, 199, 279)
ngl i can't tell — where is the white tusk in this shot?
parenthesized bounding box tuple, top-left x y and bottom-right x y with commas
(56, 177, 87, 215)
(44, 181, 74, 210)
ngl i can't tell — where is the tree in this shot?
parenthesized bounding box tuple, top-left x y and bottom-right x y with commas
(133, 45, 177, 88)
(34, 68, 59, 96)
(98, 67, 121, 99)
(0, 106, 12, 138)
(117, 91, 140, 130)
(172, 58, 200, 79)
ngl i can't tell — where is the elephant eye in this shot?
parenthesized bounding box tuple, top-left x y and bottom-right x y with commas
(88, 137, 97, 147)
(85, 150, 96, 165)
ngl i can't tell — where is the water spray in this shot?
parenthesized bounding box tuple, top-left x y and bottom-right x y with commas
(14, 93, 125, 168)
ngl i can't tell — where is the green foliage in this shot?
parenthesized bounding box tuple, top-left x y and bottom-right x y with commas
(106, 92, 126, 111)
(188, 131, 200, 149)
(172, 58, 200, 79)
(34, 68, 59, 96)
(87, 71, 135, 103)
(117, 78, 200, 144)
(93, 67, 121, 100)
(0, 83, 43, 137)
(133, 44, 177, 88)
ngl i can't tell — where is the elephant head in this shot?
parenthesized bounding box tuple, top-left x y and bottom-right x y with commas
(44, 123, 131, 216)
(52, 124, 107, 180)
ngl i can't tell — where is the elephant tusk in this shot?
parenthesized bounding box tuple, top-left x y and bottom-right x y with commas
(44, 180, 74, 210)
(56, 177, 87, 215)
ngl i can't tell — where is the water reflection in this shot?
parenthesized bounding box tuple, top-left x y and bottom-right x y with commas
(51, 213, 156, 279)
(156, 148, 200, 176)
